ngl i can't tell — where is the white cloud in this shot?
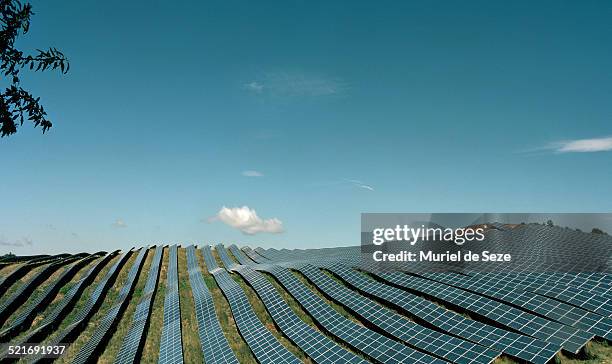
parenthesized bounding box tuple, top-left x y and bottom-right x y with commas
(553, 137, 612, 153)
(245, 71, 346, 97)
(244, 81, 264, 93)
(242, 170, 264, 177)
(112, 219, 128, 228)
(214, 206, 284, 235)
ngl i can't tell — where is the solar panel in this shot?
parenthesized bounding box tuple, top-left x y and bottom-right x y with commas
(253, 262, 446, 364)
(294, 263, 500, 364)
(419, 271, 612, 340)
(115, 245, 164, 364)
(158, 244, 184, 364)
(0, 251, 121, 361)
(0, 256, 77, 327)
(0, 256, 63, 299)
(73, 247, 149, 364)
(0, 256, 96, 342)
(186, 245, 239, 364)
(224, 245, 369, 364)
(26, 250, 134, 363)
(201, 245, 301, 364)
(465, 272, 612, 317)
(324, 262, 559, 364)
(366, 268, 593, 353)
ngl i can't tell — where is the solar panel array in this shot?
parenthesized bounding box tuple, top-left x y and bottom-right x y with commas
(0, 255, 96, 342)
(324, 262, 560, 364)
(0, 251, 118, 361)
(463, 271, 612, 317)
(202, 245, 301, 364)
(26, 250, 134, 363)
(224, 245, 368, 364)
(419, 271, 612, 340)
(158, 244, 184, 364)
(0, 228, 608, 364)
(0, 256, 75, 327)
(295, 262, 500, 364)
(115, 245, 164, 364)
(73, 247, 148, 364)
(367, 269, 593, 353)
(185, 245, 238, 364)
(256, 263, 446, 364)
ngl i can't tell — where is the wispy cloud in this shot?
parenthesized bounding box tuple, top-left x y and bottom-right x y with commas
(242, 170, 264, 177)
(210, 206, 284, 235)
(244, 71, 346, 97)
(310, 179, 375, 192)
(551, 137, 612, 153)
(112, 218, 128, 228)
(345, 179, 375, 191)
(244, 81, 264, 93)
(0, 237, 33, 247)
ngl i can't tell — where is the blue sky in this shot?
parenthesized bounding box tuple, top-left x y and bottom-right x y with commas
(1, 0, 612, 254)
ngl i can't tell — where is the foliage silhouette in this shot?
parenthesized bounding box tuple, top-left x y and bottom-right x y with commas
(1, 0, 68, 137)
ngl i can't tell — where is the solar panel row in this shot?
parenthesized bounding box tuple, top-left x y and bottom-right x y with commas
(202, 245, 301, 364)
(324, 262, 560, 364)
(0, 256, 78, 327)
(26, 250, 134, 363)
(0, 252, 118, 362)
(364, 268, 593, 354)
(224, 245, 369, 364)
(0, 256, 63, 299)
(158, 245, 184, 364)
(464, 272, 612, 317)
(185, 245, 238, 364)
(253, 247, 572, 363)
(419, 271, 612, 340)
(294, 262, 500, 364)
(0, 256, 113, 363)
(255, 262, 446, 364)
(72, 247, 149, 364)
(0, 255, 96, 342)
(115, 245, 164, 364)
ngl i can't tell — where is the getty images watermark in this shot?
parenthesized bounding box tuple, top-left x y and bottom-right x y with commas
(361, 213, 611, 273)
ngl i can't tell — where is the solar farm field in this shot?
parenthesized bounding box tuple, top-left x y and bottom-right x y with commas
(0, 233, 610, 363)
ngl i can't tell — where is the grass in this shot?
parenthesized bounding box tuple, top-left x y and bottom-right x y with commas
(177, 247, 203, 364)
(556, 341, 612, 364)
(97, 248, 154, 363)
(198, 248, 256, 364)
(141, 247, 168, 363)
(55, 251, 139, 363)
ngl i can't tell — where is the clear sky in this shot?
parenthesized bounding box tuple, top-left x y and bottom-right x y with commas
(1, 0, 612, 254)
